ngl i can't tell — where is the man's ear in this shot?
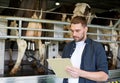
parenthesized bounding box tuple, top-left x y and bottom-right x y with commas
(85, 26, 88, 33)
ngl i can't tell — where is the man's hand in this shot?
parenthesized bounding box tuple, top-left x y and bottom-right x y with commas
(65, 66, 82, 78)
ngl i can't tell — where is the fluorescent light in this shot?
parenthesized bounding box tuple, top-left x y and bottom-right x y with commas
(55, 2, 60, 6)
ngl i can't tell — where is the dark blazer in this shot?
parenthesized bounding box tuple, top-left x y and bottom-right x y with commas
(62, 38, 108, 83)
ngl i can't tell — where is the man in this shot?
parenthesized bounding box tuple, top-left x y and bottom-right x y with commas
(62, 16, 108, 83)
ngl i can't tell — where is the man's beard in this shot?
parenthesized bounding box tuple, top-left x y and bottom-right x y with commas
(73, 34, 85, 42)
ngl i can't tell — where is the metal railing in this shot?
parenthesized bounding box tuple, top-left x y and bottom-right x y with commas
(0, 16, 120, 43)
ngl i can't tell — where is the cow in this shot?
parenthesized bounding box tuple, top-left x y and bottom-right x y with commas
(90, 10, 120, 69)
(4, 0, 46, 75)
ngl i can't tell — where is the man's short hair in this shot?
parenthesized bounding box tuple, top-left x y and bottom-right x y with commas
(71, 16, 87, 27)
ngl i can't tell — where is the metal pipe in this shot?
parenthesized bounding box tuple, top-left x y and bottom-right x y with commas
(113, 19, 120, 29)
(0, 16, 120, 43)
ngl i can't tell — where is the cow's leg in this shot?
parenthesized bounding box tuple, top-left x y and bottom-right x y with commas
(10, 39, 27, 75)
(35, 40, 46, 74)
(8, 41, 15, 68)
(109, 43, 118, 69)
(109, 30, 119, 69)
(8, 48, 14, 71)
(8, 21, 18, 70)
(38, 40, 46, 65)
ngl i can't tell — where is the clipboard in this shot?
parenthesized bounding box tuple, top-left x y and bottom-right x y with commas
(47, 58, 72, 78)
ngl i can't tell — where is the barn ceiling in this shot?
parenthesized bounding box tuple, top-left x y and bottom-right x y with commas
(48, 0, 120, 13)
(0, 0, 120, 14)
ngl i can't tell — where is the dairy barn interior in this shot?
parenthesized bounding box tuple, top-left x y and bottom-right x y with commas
(0, 0, 120, 83)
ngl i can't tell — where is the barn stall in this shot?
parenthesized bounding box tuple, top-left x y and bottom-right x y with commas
(0, 0, 120, 83)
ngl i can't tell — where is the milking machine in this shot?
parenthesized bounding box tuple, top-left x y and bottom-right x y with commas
(25, 40, 54, 74)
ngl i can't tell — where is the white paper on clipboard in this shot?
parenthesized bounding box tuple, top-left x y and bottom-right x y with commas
(47, 58, 72, 78)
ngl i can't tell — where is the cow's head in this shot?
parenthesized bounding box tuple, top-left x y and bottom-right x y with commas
(72, 3, 91, 24)
(72, 3, 91, 18)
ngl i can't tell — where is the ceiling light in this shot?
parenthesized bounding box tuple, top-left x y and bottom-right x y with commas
(55, 1, 60, 6)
